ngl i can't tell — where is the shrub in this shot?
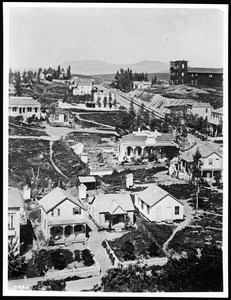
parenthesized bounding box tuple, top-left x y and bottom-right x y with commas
(50, 249, 74, 270)
(82, 249, 95, 266)
(74, 249, 81, 262)
(102, 240, 107, 249)
(148, 241, 160, 257)
(121, 241, 136, 261)
(31, 279, 66, 291)
(34, 249, 52, 276)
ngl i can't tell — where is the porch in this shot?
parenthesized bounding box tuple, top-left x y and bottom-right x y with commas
(48, 221, 87, 245)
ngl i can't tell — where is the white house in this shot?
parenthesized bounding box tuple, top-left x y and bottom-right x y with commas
(133, 81, 152, 89)
(8, 187, 25, 253)
(187, 102, 213, 121)
(9, 97, 41, 120)
(208, 107, 223, 136)
(118, 129, 178, 162)
(39, 187, 88, 244)
(88, 193, 135, 229)
(134, 184, 184, 222)
(49, 108, 74, 126)
(178, 142, 223, 182)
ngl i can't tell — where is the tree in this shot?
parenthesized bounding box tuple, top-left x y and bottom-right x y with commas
(32, 279, 66, 291)
(191, 148, 202, 211)
(66, 65, 71, 79)
(98, 264, 157, 292)
(8, 238, 28, 279)
(15, 71, 23, 96)
(128, 101, 136, 121)
(37, 68, 42, 83)
(97, 245, 223, 292)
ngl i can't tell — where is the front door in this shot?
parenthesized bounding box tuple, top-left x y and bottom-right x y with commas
(156, 207, 161, 222)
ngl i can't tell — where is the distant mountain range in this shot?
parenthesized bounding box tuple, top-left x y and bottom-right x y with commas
(60, 60, 169, 75)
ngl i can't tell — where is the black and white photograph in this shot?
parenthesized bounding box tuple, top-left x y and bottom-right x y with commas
(3, 2, 228, 297)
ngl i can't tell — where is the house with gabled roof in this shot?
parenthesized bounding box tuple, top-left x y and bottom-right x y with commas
(178, 141, 223, 181)
(134, 184, 184, 223)
(88, 193, 135, 229)
(39, 187, 88, 245)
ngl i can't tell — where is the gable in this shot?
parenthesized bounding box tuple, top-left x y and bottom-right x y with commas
(151, 194, 184, 208)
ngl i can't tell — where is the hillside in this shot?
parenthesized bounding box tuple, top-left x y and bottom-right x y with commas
(127, 84, 223, 116)
(61, 59, 169, 75)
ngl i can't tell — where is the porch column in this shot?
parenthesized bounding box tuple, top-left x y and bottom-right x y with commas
(62, 225, 65, 240)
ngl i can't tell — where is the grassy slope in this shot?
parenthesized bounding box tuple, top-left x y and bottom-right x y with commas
(8, 139, 65, 189)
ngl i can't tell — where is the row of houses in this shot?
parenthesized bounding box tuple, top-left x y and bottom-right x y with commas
(8, 177, 184, 248)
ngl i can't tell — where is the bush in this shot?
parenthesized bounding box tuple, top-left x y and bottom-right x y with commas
(74, 249, 81, 262)
(50, 249, 74, 270)
(148, 241, 160, 257)
(31, 279, 66, 291)
(121, 241, 136, 261)
(82, 249, 95, 266)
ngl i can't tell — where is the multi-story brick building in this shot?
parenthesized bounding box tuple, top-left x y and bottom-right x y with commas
(169, 60, 223, 87)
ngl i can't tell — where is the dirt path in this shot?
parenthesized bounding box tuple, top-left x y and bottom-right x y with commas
(49, 140, 68, 179)
(162, 201, 194, 255)
(73, 113, 115, 130)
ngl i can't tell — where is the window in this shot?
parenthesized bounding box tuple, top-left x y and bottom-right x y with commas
(9, 214, 14, 229)
(182, 63, 184, 69)
(27, 107, 32, 112)
(57, 208, 60, 216)
(34, 108, 38, 112)
(209, 158, 213, 165)
(195, 80, 197, 85)
(182, 72, 184, 77)
(209, 74, 213, 78)
(195, 74, 198, 77)
(12, 107, 17, 112)
(191, 80, 194, 85)
(191, 74, 194, 77)
(147, 205, 150, 214)
(141, 200, 144, 209)
(73, 207, 81, 215)
(22, 108, 25, 113)
(175, 206, 180, 215)
(205, 108, 208, 113)
(51, 210, 54, 217)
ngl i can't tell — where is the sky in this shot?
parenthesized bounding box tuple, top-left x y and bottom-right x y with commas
(6, 4, 226, 70)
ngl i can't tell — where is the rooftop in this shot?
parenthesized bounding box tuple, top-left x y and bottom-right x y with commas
(91, 193, 135, 213)
(213, 107, 223, 114)
(188, 67, 223, 74)
(78, 176, 96, 183)
(191, 102, 212, 108)
(39, 187, 85, 213)
(156, 133, 175, 141)
(179, 141, 223, 162)
(136, 184, 182, 207)
(8, 186, 24, 208)
(9, 96, 41, 106)
(121, 133, 147, 143)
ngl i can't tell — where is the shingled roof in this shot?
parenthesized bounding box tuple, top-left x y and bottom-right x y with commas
(39, 187, 85, 213)
(9, 96, 41, 106)
(136, 184, 183, 207)
(188, 67, 223, 74)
